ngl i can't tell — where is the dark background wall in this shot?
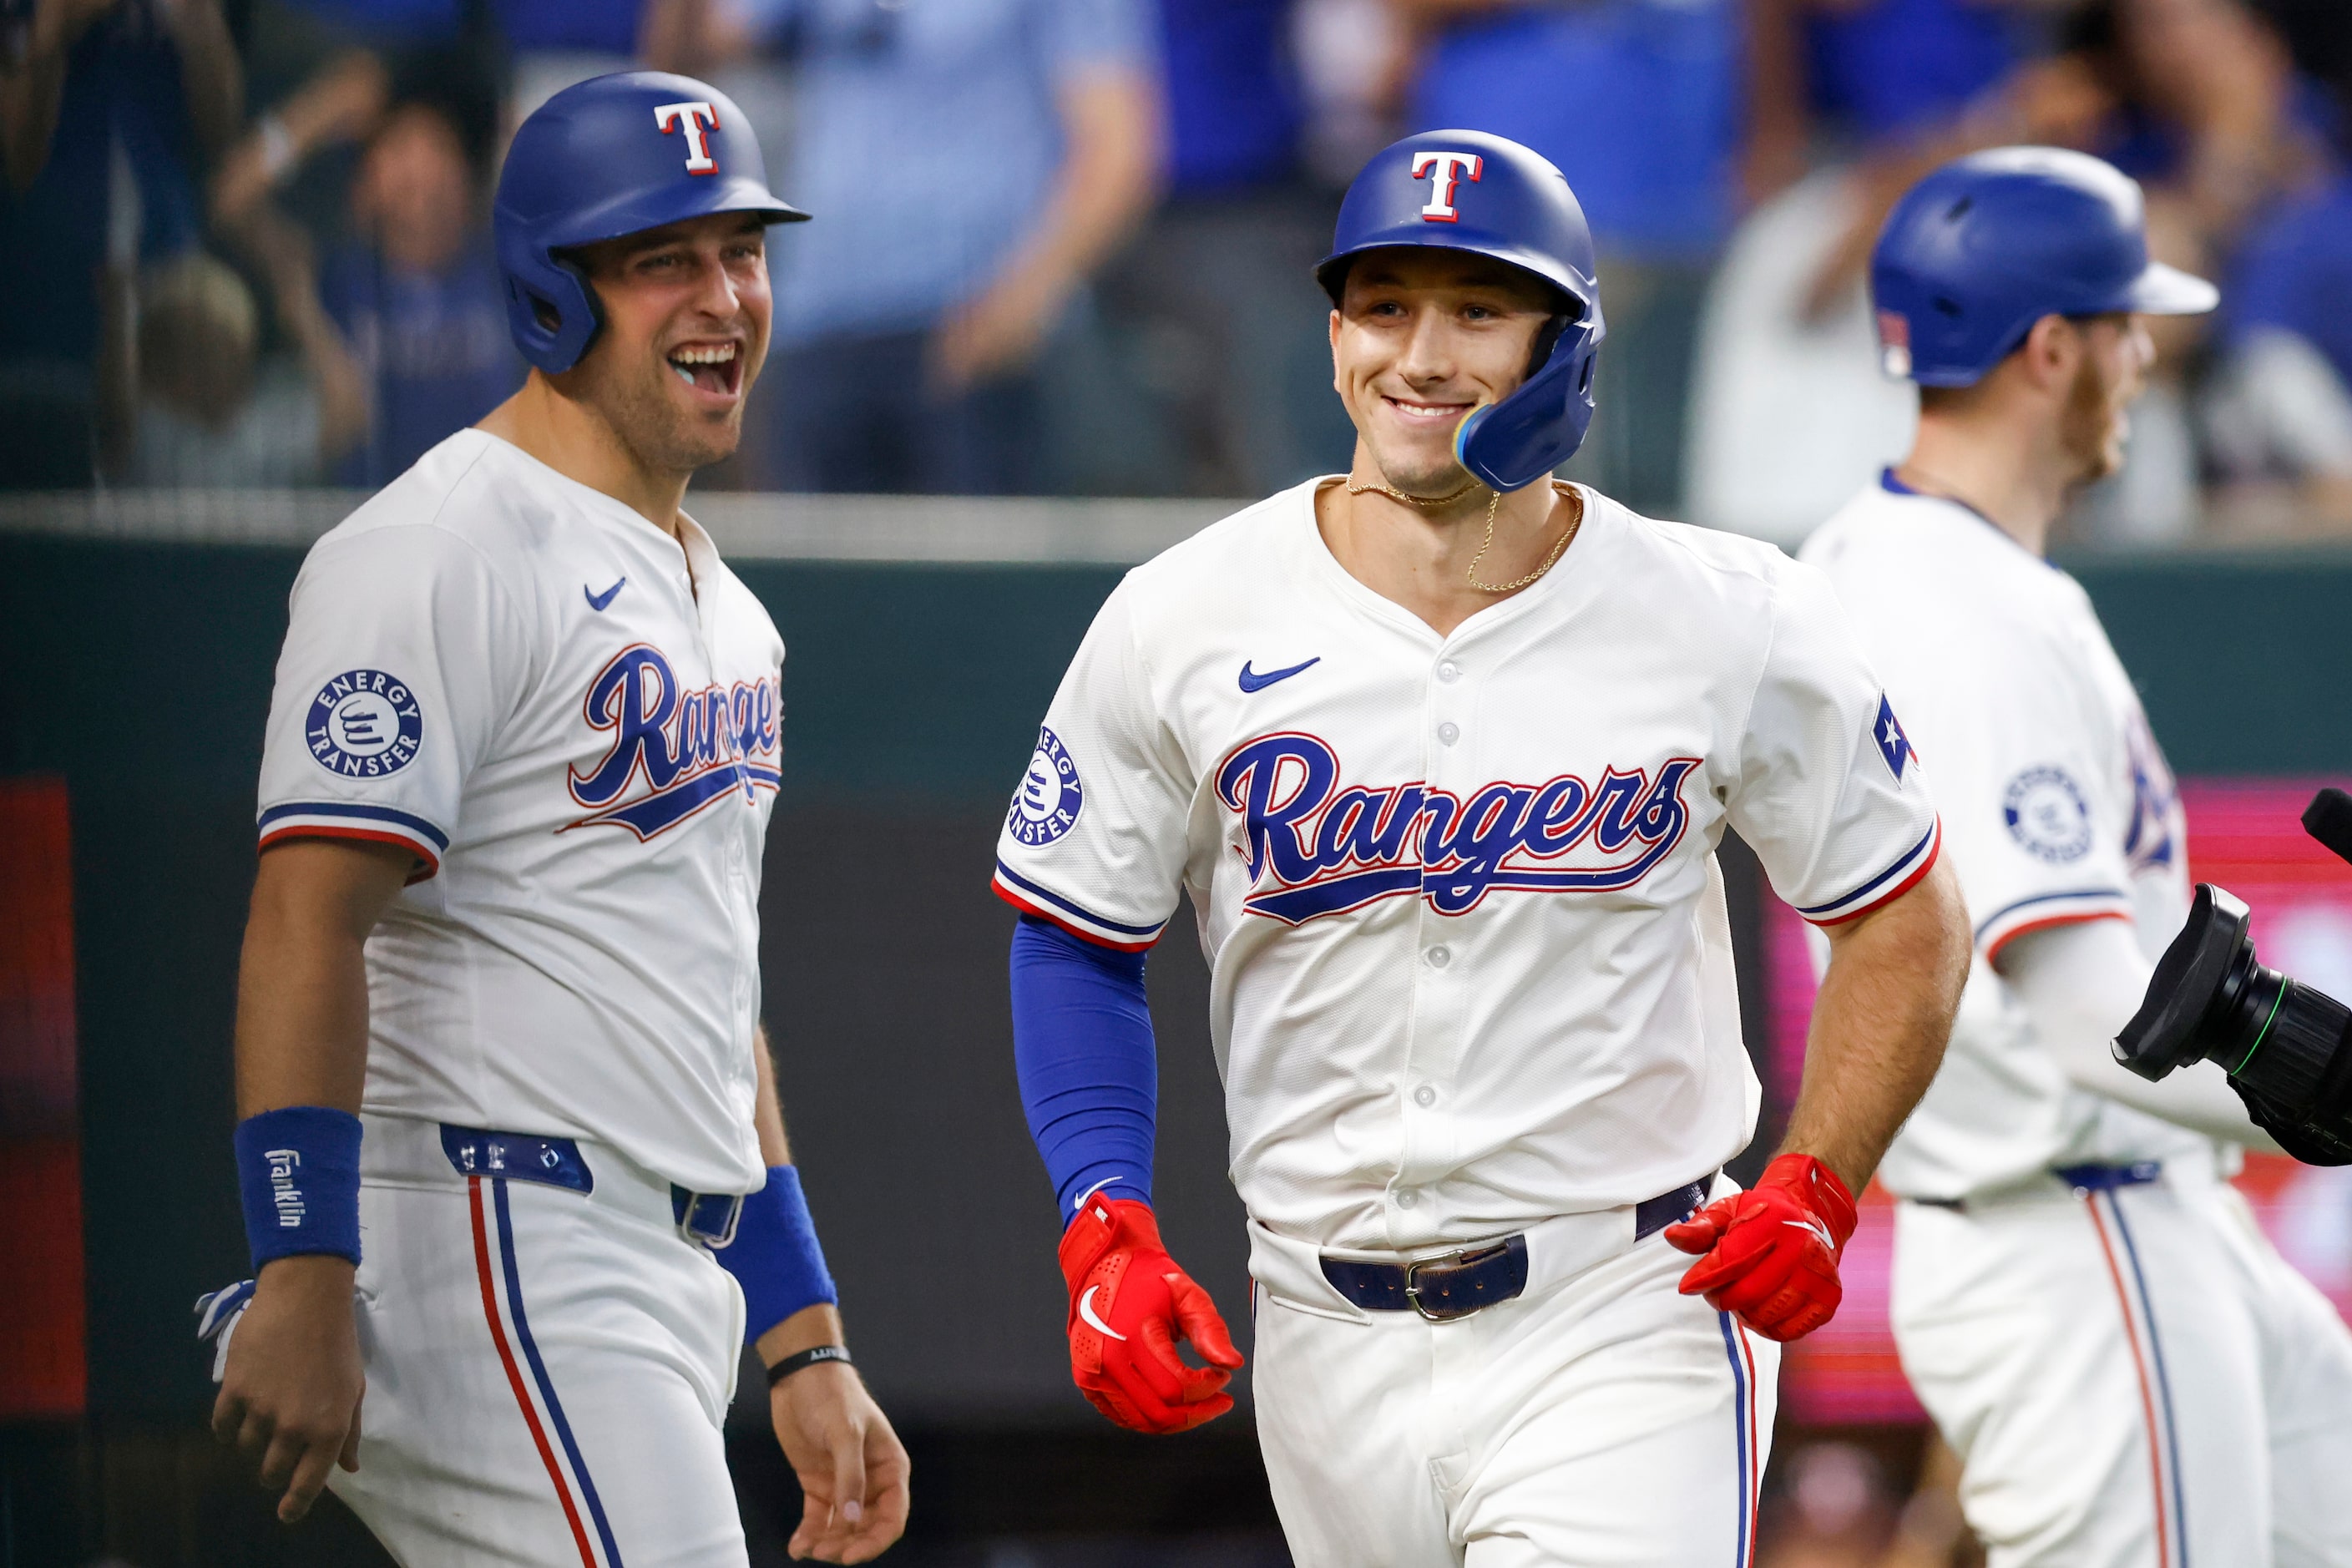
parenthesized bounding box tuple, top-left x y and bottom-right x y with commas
(6, 533, 2352, 1560)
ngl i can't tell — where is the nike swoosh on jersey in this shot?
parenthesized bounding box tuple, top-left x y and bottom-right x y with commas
(1077, 1285, 1128, 1341)
(1238, 657, 1320, 693)
(584, 577, 627, 612)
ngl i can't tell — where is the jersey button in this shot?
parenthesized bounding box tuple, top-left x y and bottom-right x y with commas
(1413, 1084, 1438, 1107)
(1426, 946, 1450, 969)
(1437, 661, 1460, 684)
(1437, 721, 1459, 746)
(1394, 1189, 1419, 1209)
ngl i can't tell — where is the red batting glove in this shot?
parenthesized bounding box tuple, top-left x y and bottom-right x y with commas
(1663, 1154, 1859, 1342)
(1057, 1196, 1244, 1434)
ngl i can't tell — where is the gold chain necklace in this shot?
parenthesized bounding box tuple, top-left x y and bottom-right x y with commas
(1346, 478, 1581, 594)
(1345, 477, 1485, 509)
(1465, 484, 1581, 594)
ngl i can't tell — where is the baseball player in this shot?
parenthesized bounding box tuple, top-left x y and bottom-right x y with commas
(992, 129, 1972, 1565)
(197, 73, 908, 1565)
(1804, 146, 2352, 1567)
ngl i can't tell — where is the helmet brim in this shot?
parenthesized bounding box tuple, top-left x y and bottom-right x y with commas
(2122, 260, 2218, 317)
(538, 175, 810, 255)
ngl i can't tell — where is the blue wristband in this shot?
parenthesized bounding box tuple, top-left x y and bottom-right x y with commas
(235, 1106, 363, 1269)
(718, 1165, 837, 1346)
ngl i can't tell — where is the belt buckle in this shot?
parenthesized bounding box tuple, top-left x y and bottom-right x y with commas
(1403, 1245, 1499, 1323)
(676, 1190, 744, 1249)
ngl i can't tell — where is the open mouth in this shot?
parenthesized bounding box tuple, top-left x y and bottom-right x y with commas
(667, 341, 742, 398)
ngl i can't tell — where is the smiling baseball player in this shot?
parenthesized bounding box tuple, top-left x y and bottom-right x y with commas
(994, 129, 1972, 1565)
(199, 73, 908, 1565)
(1804, 146, 2352, 1568)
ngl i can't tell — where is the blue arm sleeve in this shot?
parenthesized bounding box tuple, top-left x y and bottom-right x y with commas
(1010, 913, 1156, 1221)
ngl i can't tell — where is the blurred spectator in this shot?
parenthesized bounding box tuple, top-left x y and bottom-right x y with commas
(1390, 0, 1743, 514)
(1292, 0, 1397, 183)
(2201, 171, 2352, 534)
(1085, 0, 1355, 495)
(0, 0, 239, 488)
(726, 0, 1163, 495)
(105, 219, 370, 484)
(500, 0, 655, 118)
(1743, 0, 2045, 205)
(1758, 1441, 1897, 1568)
(319, 87, 519, 484)
(210, 43, 391, 231)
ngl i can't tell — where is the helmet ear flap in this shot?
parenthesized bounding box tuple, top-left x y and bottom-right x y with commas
(502, 250, 602, 375)
(1456, 305, 1604, 493)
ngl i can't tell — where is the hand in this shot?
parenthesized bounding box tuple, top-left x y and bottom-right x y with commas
(928, 265, 1067, 392)
(1664, 1154, 1858, 1343)
(759, 1304, 909, 1565)
(1057, 1197, 1243, 1434)
(210, 1254, 364, 1523)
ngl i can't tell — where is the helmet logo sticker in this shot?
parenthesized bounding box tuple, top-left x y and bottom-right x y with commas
(1409, 151, 1483, 223)
(654, 100, 721, 175)
(1876, 311, 1912, 379)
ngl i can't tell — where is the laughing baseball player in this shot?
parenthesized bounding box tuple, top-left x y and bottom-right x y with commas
(199, 73, 908, 1565)
(1805, 146, 2352, 1568)
(993, 129, 1971, 1565)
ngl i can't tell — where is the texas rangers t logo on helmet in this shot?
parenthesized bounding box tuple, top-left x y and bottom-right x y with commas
(1409, 151, 1483, 223)
(654, 100, 721, 174)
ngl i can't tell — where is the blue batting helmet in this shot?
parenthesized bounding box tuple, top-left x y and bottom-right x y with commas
(1871, 146, 2216, 388)
(1317, 129, 1606, 492)
(494, 71, 807, 375)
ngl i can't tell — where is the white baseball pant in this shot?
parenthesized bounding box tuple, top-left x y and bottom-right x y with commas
(1247, 1178, 1781, 1567)
(328, 1113, 751, 1566)
(1892, 1164, 2352, 1568)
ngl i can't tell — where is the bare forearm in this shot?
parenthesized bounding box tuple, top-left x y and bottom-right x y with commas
(234, 840, 409, 1115)
(751, 1024, 794, 1166)
(1781, 857, 1970, 1193)
(285, 296, 371, 468)
(169, 0, 243, 160)
(1005, 71, 1162, 301)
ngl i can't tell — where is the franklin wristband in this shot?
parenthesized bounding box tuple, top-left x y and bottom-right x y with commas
(717, 1164, 837, 1346)
(235, 1106, 363, 1268)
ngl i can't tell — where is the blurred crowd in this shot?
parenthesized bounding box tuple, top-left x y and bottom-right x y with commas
(4, 0, 2352, 546)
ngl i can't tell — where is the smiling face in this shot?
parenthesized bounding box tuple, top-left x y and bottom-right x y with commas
(559, 210, 772, 475)
(1330, 248, 1562, 498)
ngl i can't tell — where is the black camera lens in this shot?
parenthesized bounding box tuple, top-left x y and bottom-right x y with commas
(2117, 883, 2352, 1163)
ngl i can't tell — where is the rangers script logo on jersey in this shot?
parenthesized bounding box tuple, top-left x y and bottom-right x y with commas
(1218, 733, 1699, 923)
(567, 644, 780, 840)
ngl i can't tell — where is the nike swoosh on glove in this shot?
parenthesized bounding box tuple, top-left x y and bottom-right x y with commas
(1663, 1154, 1859, 1342)
(1057, 1196, 1244, 1434)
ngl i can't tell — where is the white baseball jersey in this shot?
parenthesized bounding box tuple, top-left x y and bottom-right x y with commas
(994, 478, 1940, 1250)
(1802, 475, 2213, 1200)
(256, 428, 781, 1195)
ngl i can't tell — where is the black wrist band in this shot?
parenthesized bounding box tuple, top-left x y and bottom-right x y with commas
(766, 1344, 852, 1384)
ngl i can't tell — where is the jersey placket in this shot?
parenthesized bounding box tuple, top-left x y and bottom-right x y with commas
(1390, 648, 1476, 1247)
(679, 527, 765, 1102)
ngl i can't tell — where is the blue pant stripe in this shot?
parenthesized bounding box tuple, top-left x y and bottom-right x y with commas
(2106, 1189, 2189, 1567)
(493, 1177, 628, 1568)
(1718, 1310, 1752, 1566)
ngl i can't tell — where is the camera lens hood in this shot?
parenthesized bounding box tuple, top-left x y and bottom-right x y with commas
(2114, 884, 2253, 1081)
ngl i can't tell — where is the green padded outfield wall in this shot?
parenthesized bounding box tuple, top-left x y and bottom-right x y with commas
(4, 531, 2349, 1428)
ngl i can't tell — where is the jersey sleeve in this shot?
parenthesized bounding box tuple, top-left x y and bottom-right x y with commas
(1726, 559, 1943, 925)
(255, 524, 527, 880)
(991, 579, 1192, 951)
(1906, 618, 2135, 961)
